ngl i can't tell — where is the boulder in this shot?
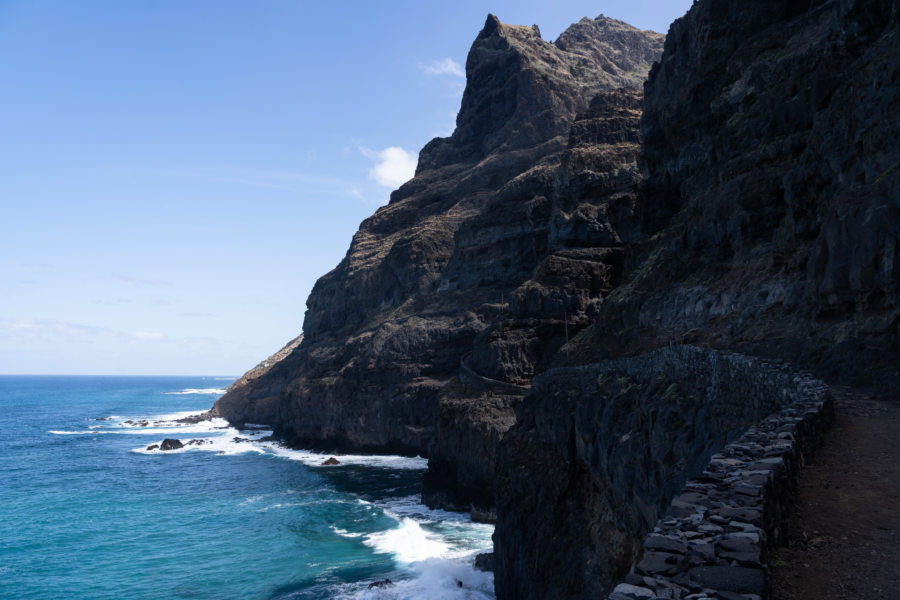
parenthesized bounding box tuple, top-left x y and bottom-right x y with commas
(159, 439, 183, 451)
(474, 552, 494, 572)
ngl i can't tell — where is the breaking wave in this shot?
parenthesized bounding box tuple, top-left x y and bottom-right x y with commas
(50, 404, 492, 599)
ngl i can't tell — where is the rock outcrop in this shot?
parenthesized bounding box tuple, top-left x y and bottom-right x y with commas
(159, 439, 183, 451)
(212, 2, 898, 598)
(213, 14, 664, 515)
(212, 334, 302, 427)
(493, 346, 830, 599)
(580, 0, 900, 384)
(493, 0, 899, 598)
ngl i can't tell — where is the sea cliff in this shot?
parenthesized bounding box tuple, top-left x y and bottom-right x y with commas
(213, 13, 665, 518)
(213, 0, 898, 597)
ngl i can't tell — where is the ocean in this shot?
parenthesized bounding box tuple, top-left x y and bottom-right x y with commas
(0, 376, 494, 600)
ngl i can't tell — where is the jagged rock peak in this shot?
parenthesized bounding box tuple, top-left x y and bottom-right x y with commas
(476, 14, 542, 41)
(554, 14, 666, 86)
(417, 13, 664, 173)
(213, 10, 665, 525)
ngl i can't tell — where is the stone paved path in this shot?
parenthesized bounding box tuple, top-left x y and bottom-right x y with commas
(770, 386, 899, 599)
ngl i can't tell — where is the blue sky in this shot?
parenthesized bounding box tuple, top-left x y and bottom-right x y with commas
(0, 1, 693, 375)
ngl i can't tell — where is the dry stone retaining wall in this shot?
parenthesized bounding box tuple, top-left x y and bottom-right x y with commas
(607, 349, 833, 600)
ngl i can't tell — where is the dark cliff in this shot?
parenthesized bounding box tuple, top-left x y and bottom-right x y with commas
(493, 0, 899, 598)
(213, 1, 898, 598)
(213, 14, 665, 515)
(586, 0, 900, 377)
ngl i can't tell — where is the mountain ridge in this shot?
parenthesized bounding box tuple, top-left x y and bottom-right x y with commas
(212, 1, 898, 597)
(212, 14, 665, 517)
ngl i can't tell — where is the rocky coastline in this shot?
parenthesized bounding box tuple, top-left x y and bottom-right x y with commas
(213, 13, 666, 516)
(210, 1, 898, 598)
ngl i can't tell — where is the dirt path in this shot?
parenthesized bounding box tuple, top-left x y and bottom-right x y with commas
(770, 387, 900, 599)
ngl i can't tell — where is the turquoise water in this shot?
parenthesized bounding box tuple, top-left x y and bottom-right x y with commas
(0, 376, 494, 600)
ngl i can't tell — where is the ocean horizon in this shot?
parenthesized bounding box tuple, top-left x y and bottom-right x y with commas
(0, 375, 493, 600)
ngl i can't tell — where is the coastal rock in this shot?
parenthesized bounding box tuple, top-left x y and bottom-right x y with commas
(159, 439, 183, 451)
(493, 1, 898, 598)
(174, 412, 215, 425)
(474, 552, 494, 572)
(321, 457, 340, 466)
(493, 346, 809, 599)
(213, 14, 663, 512)
(206, 2, 898, 599)
(579, 0, 900, 386)
(212, 335, 302, 428)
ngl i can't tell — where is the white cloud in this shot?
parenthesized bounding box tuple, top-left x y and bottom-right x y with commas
(112, 273, 171, 286)
(420, 58, 465, 78)
(6, 318, 38, 331)
(131, 331, 165, 342)
(362, 146, 417, 188)
(1, 318, 166, 344)
(347, 185, 364, 200)
(0, 318, 114, 341)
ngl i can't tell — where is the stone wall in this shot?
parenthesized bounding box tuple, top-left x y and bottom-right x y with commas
(493, 345, 832, 599)
(607, 352, 833, 600)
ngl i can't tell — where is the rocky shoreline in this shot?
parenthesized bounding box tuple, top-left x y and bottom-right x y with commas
(207, 1, 898, 598)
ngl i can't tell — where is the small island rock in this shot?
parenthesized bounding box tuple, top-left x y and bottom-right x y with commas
(159, 438, 184, 451)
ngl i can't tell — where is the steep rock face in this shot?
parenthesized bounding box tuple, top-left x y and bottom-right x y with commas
(589, 0, 900, 382)
(212, 335, 302, 426)
(213, 15, 664, 512)
(494, 347, 805, 600)
(494, 0, 899, 598)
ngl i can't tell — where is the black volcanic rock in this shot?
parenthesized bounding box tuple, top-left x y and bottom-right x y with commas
(212, 334, 302, 428)
(210, 3, 897, 598)
(493, 348, 799, 599)
(159, 439, 183, 451)
(494, 1, 899, 598)
(585, 0, 900, 381)
(213, 14, 664, 514)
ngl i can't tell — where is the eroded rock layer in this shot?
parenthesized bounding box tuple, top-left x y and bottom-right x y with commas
(213, 15, 664, 513)
(494, 0, 898, 598)
(584, 0, 900, 380)
(213, 2, 898, 598)
(493, 346, 828, 599)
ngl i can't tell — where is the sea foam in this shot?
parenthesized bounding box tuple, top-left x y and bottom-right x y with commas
(363, 517, 450, 563)
(334, 557, 494, 600)
(87, 407, 492, 598)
